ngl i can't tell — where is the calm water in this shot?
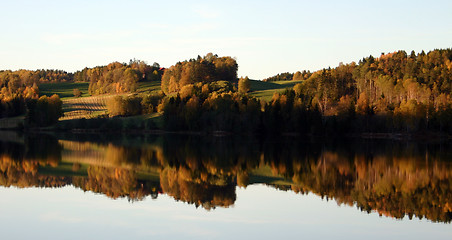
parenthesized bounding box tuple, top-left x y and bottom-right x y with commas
(0, 132, 451, 239)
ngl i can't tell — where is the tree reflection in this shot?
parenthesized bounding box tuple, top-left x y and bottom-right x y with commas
(0, 132, 451, 222)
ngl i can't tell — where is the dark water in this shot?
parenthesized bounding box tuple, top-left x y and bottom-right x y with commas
(0, 132, 451, 239)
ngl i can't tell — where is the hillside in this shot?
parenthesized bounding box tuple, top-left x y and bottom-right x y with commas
(2, 49, 452, 135)
(39, 78, 289, 121)
(39, 81, 162, 120)
(248, 79, 303, 101)
(39, 82, 90, 99)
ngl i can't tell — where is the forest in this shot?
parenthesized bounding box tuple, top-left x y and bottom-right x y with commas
(0, 49, 452, 135)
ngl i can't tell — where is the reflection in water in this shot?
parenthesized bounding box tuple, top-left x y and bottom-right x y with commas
(0, 132, 451, 222)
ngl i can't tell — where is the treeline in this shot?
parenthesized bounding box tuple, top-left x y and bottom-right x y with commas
(73, 59, 163, 95)
(263, 70, 312, 82)
(161, 92, 261, 133)
(1, 69, 73, 87)
(289, 49, 452, 134)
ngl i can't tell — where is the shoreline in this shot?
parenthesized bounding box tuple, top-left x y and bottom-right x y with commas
(4, 127, 450, 142)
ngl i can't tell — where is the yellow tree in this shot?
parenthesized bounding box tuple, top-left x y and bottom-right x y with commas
(238, 76, 250, 94)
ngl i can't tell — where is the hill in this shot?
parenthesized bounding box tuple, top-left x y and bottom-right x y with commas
(38, 81, 162, 120)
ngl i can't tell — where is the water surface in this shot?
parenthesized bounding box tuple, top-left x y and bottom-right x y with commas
(0, 132, 450, 239)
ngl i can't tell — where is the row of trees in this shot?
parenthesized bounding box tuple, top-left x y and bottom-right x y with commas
(263, 70, 312, 82)
(0, 69, 72, 87)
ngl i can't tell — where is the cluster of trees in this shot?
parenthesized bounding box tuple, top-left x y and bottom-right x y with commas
(0, 70, 39, 118)
(31, 69, 73, 83)
(0, 69, 71, 120)
(161, 53, 237, 95)
(263, 70, 312, 82)
(26, 95, 63, 127)
(73, 60, 163, 95)
(105, 92, 164, 117)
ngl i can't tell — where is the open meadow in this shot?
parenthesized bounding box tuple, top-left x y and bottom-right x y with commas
(39, 82, 90, 99)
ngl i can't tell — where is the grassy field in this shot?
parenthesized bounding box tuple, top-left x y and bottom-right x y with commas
(249, 80, 302, 102)
(136, 80, 162, 95)
(60, 95, 112, 120)
(39, 82, 90, 99)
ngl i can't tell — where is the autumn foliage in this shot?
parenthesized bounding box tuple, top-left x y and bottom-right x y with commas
(161, 53, 237, 95)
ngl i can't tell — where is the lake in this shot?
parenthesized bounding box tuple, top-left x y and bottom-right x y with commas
(0, 132, 450, 239)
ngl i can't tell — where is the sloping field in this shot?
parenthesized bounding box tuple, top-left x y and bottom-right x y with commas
(39, 82, 90, 99)
(136, 80, 162, 94)
(60, 95, 112, 120)
(249, 80, 302, 102)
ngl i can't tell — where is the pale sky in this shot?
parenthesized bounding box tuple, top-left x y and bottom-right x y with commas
(1, 0, 451, 80)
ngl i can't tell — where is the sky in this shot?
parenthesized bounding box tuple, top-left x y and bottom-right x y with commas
(0, 0, 451, 80)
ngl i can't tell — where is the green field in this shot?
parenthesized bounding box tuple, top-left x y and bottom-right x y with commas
(39, 82, 90, 99)
(249, 80, 302, 102)
(136, 80, 162, 95)
(61, 95, 111, 120)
